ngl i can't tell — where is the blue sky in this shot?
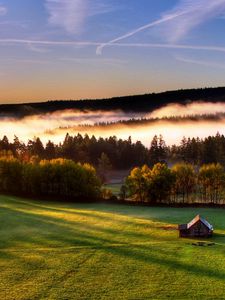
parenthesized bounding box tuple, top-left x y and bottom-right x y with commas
(1, 0, 225, 103)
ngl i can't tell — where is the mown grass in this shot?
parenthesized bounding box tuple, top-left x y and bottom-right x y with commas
(0, 195, 224, 299)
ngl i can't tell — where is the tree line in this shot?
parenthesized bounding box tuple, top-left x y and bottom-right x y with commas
(83, 113, 225, 128)
(0, 156, 101, 201)
(1, 153, 224, 205)
(2, 133, 225, 170)
(123, 162, 225, 205)
(0, 134, 148, 170)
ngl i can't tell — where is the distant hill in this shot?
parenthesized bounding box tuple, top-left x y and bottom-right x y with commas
(1, 87, 225, 118)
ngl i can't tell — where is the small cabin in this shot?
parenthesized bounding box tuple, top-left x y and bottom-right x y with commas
(178, 215, 213, 238)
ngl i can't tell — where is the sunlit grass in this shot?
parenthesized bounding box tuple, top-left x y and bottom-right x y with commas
(0, 195, 224, 299)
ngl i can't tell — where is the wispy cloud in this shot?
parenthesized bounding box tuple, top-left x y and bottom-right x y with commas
(45, 0, 88, 34)
(109, 43, 225, 54)
(3, 39, 225, 55)
(27, 43, 51, 54)
(0, 38, 100, 46)
(175, 55, 225, 70)
(0, 5, 7, 16)
(45, 0, 114, 35)
(96, 0, 225, 54)
(162, 0, 225, 43)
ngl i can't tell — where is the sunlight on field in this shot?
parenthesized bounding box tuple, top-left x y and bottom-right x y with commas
(0, 196, 224, 299)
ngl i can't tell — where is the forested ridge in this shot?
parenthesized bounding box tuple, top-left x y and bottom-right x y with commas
(1, 87, 225, 117)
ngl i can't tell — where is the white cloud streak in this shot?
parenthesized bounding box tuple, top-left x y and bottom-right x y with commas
(0, 38, 100, 46)
(2, 39, 225, 55)
(96, 11, 187, 55)
(96, 0, 225, 54)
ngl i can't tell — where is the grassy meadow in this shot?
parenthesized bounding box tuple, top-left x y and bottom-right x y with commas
(0, 195, 224, 299)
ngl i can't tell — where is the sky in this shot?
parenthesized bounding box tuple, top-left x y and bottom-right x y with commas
(1, 0, 225, 103)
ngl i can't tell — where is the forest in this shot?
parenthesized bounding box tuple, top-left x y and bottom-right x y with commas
(0, 133, 225, 205)
(1, 132, 225, 169)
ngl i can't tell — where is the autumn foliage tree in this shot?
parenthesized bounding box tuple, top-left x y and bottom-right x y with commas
(148, 163, 175, 204)
(126, 165, 150, 202)
(172, 163, 196, 203)
(198, 163, 225, 204)
(125, 163, 175, 203)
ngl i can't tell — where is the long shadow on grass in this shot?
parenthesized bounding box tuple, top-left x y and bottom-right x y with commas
(0, 205, 178, 256)
(104, 242, 225, 282)
(0, 212, 224, 283)
(1, 198, 225, 282)
(1, 208, 163, 253)
(1, 197, 190, 239)
(0, 206, 121, 250)
(5, 197, 131, 223)
(10, 199, 225, 246)
(1, 201, 179, 240)
(7, 197, 225, 233)
(2, 198, 224, 252)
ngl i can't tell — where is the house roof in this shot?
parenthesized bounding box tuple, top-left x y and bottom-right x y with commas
(187, 215, 213, 230)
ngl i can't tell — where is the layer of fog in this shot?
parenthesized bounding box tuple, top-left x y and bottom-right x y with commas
(0, 101, 225, 147)
(148, 102, 225, 118)
(49, 119, 225, 147)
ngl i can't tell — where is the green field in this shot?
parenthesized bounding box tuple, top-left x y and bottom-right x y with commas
(0, 196, 224, 299)
(104, 183, 122, 196)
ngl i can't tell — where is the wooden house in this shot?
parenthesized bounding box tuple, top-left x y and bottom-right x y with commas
(178, 215, 213, 238)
